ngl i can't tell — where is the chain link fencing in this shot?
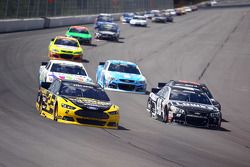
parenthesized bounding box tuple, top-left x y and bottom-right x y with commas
(0, 0, 173, 19)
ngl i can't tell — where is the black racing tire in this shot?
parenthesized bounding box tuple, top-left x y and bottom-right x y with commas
(53, 103, 58, 121)
(38, 96, 43, 114)
(162, 107, 169, 123)
(150, 103, 158, 120)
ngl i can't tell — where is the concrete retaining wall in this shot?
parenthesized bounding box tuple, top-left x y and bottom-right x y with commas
(0, 18, 45, 33)
(0, 14, 122, 33)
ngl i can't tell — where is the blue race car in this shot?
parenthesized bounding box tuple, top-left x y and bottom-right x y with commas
(120, 13, 134, 23)
(94, 13, 114, 29)
(96, 60, 147, 93)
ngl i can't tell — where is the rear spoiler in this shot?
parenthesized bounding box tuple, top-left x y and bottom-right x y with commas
(158, 82, 167, 88)
(151, 88, 160, 94)
(99, 62, 105, 66)
(40, 82, 51, 90)
(41, 62, 48, 66)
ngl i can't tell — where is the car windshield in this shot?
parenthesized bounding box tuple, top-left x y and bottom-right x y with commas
(97, 16, 113, 22)
(124, 13, 134, 17)
(99, 24, 117, 32)
(59, 82, 110, 101)
(50, 63, 87, 76)
(69, 28, 89, 34)
(170, 89, 212, 105)
(134, 16, 146, 20)
(108, 63, 141, 74)
(54, 38, 79, 47)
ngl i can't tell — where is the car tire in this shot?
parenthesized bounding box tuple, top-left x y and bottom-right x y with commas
(53, 103, 58, 121)
(150, 103, 158, 119)
(162, 107, 169, 123)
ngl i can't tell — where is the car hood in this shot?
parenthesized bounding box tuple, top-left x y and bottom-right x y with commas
(54, 45, 79, 51)
(66, 97, 112, 110)
(49, 72, 92, 83)
(108, 71, 145, 82)
(170, 100, 217, 113)
(66, 32, 92, 38)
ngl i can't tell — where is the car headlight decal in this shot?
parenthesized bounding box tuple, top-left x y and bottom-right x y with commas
(61, 103, 76, 110)
(210, 112, 220, 117)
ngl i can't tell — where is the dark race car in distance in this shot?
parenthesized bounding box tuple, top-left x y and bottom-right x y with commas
(94, 13, 114, 29)
(94, 22, 120, 41)
(147, 84, 222, 129)
(164, 80, 221, 111)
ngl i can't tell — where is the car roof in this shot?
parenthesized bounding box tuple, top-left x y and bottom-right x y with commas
(98, 13, 112, 17)
(107, 60, 137, 66)
(169, 85, 203, 94)
(55, 36, 78, 42)
(69, 26, 89, 30)
(59, 79, 98, 88)
(49, 60, 85, 67)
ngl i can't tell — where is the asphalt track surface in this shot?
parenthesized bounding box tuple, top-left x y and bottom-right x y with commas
(0, 7, 250, 167)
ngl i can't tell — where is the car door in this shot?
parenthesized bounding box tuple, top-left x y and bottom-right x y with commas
(155, 87, 168, 117)
(44, 80, 60, 114)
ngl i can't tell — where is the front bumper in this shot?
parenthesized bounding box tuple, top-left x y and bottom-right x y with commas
(49, 51, 82, 61)
(173, 113, 221, 128)
(104, 80, 146, 94)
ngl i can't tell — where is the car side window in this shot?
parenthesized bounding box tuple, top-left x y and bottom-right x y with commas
(157, 87, 167, 97)
(164, 87, 170, 98)
(104, 62, 109, 70)
(46, 62, 51, 70)
(48, 80, 60, 94)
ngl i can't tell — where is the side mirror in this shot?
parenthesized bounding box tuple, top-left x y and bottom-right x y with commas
(158, 82, 166, 88)
(51, 38, 54, 41)
(151, 88, 160, 94)
(99, 62, 105, 66)
(41, 62, 48, 66)
(40, 82, 51, 90)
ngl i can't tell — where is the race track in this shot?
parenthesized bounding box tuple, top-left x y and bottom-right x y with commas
(0, 7, 250, 167)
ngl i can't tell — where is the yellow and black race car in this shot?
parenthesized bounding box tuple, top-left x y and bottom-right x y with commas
(36, 79, 119, 129)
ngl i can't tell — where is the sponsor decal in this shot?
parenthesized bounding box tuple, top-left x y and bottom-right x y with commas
(172, 101, 213, 110)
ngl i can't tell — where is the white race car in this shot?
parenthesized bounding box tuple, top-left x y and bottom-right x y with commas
(130, 15, 147, 27)
(39, 60, 92, 85)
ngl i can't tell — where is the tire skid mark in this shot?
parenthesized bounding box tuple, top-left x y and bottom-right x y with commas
(198, 11, 247, 81)
(103, 129, 185, 167)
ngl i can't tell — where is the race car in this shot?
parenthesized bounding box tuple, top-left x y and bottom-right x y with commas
(151, 13, 173, 23)
(130, 15, 147, 27)
(95, 22, 120, 41)
(120, 13, 134, 23)
(151, 14, 168, 23)
(94, 13, 114, 29)
(48, 36, 83, 61)
(96, 60, 147, 93)
(65, 26, 92, 44)
(146, 84, 222, 129)
(39, 60, 93, 85)
(36, 79, 120, 129)
(164, 80, 221, 111)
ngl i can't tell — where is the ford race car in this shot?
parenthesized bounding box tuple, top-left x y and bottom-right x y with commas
(164, 80, 221, 111)
(65, 26, 92, 45)
(120, 13, 134, 23)
(39, 60, 93, 85)
(48, 36, 83, 61)
(130, 15, 147, 27)
(96, 60, 147, 93)
(95, 22, 120, 41)
(36, 79, 119, 129)
(94, 13, 114, 29)
(147, 84, 222, 129)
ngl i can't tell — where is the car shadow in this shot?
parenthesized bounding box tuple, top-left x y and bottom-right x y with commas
(81, 59, 89, 63)
(118, 125, 130, 131)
